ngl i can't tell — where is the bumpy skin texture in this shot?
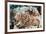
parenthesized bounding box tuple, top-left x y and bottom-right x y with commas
(14, 10, 40, 29)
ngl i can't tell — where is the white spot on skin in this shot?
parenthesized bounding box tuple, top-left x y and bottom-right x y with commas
(16, 21, 21, 26)
(22, 11, 25, 14)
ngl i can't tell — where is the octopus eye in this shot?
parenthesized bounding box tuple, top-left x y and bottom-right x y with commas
(14, 19, 16, 22)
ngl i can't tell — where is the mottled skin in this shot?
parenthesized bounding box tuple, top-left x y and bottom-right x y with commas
(14, 10, 40, 29)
